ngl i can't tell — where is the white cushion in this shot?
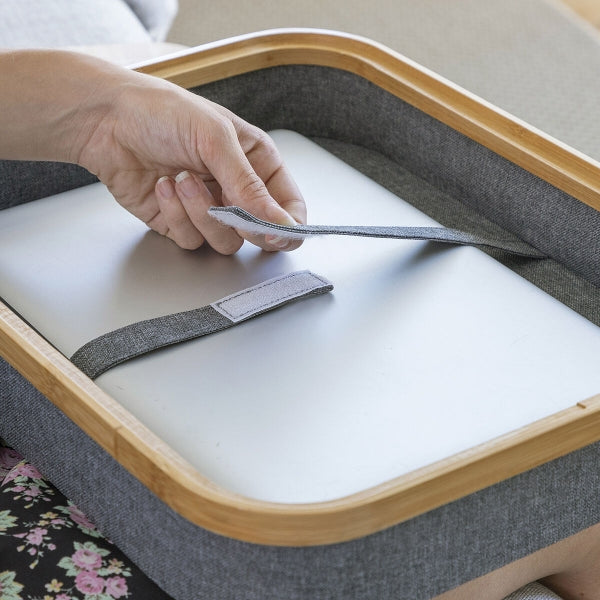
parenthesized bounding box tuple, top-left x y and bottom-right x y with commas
(0, 0, 151, 48)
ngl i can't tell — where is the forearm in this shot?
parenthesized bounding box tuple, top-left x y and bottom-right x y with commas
(0, 49, 127, 163)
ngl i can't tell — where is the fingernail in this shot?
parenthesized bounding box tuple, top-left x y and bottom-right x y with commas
(266, 204, 298, 227)
(156, 176, 175, 197)
(265, 234, 290, 249)
(175, 171, 199, 199)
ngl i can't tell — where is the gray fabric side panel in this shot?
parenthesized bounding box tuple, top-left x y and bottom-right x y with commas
(189, 65, 600, 288)
(2, 358, 600, 600)
(208, 206, 546, 257)
(0, 160, 97, 210)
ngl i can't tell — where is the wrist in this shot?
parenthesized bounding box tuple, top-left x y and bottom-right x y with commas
(0, 50, 125, 165)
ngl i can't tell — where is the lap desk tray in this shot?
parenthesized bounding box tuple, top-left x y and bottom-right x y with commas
(2, 31, 600, 600)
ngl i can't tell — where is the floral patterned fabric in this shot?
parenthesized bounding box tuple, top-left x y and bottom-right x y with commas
(0, 439, 173, 600)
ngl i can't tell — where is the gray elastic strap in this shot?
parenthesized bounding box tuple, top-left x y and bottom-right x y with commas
(208, 206, 546, 258)
(71, 271, 332, 379)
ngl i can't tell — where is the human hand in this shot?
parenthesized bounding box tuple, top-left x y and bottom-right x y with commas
(76, 66, 305, 254)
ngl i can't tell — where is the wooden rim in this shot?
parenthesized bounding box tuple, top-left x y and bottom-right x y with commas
(137, 28, 600, 213)
(2, 29, 600, 546)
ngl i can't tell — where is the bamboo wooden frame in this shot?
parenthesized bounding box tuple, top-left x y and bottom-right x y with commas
(1, 29, 600, 547)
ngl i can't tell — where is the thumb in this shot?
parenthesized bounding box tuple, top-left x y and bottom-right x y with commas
(221, 169, 303, 251)
(200, 118, 304, 250)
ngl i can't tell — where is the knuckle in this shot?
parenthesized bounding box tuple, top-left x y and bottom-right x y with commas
(166, 228, 205, 251)
(248, 126, 271, 147)
(180, 236, 205, 251)
(200, 115, 236, 154)
(236, 171, 267, 199)
(214, 237, 244, 256)
(245, 127, 279, 161)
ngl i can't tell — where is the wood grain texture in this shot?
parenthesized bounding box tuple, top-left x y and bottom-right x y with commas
(561, 0, 600, 28)
(2, 30, 600, 546)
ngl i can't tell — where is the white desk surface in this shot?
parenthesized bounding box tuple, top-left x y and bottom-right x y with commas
(1, 130, 599, 503)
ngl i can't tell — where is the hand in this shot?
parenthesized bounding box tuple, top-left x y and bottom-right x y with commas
(76, 67, 306, 254)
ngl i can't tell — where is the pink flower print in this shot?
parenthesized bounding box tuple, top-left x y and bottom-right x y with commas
(48, 543, 56, 551)
(68, 505, 97, 531)
(25, 485, 41, 498)
(75, 570, 104, 595)
(26, 527, 47, 545)
(72, 547, 102, 571)
(15, 463, 42, 479)
(10, 486, 25, 493)
(105, 576, 128, 598)
(56, 595, 71, 600)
